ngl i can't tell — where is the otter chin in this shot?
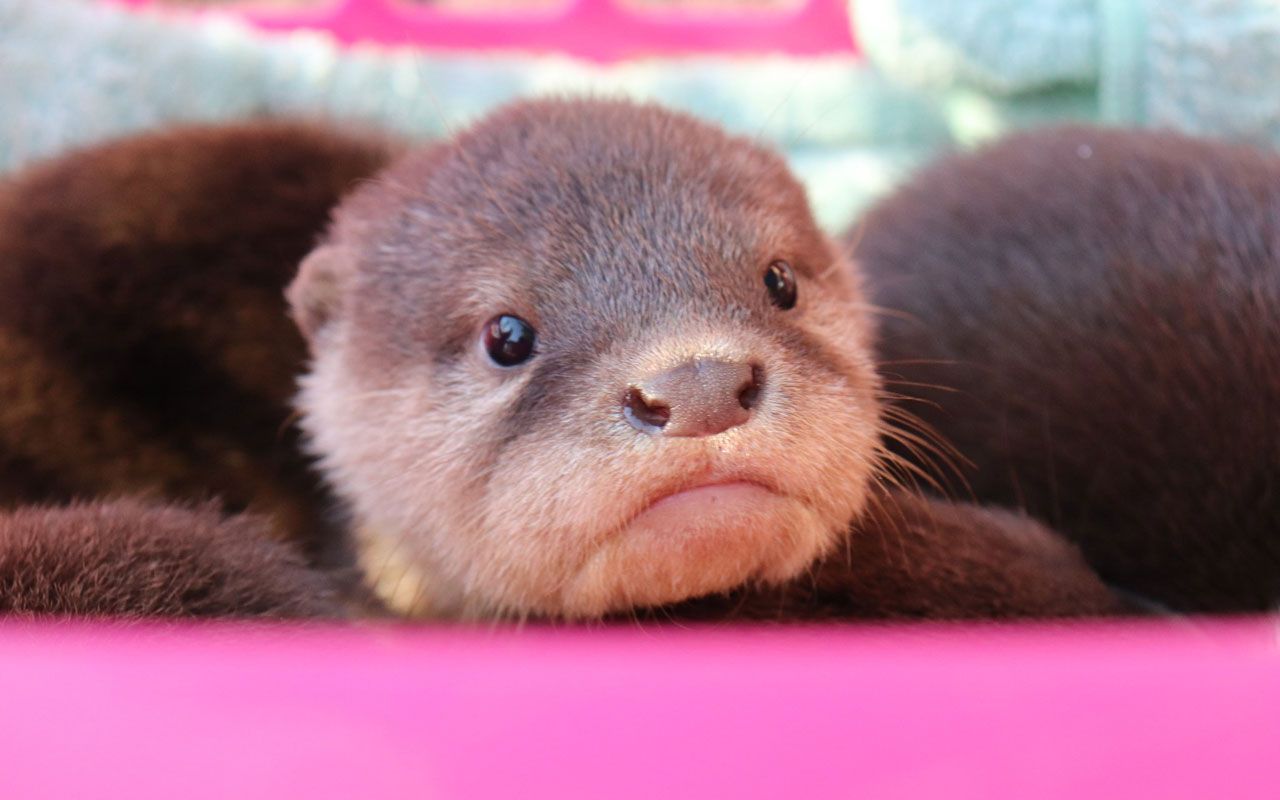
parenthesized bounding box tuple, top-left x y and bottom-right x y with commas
(563, 481, 824, 618)
(291, 98, 881, 620)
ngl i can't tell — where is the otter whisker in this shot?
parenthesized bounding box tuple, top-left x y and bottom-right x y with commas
(879, 406, 972, 480)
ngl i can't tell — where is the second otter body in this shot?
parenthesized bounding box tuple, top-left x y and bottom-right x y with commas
(857, 127, 1280, 612)
(0, 121, 395, 562)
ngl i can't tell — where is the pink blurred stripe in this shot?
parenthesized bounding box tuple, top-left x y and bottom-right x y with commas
(106, 0, 859, 60)
(0, 620, 1276, 798)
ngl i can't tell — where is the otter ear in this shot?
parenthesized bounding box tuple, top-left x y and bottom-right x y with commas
(288, 244, 350, 346)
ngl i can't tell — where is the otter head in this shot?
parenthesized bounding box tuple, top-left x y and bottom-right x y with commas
(288, 98, 881, 619)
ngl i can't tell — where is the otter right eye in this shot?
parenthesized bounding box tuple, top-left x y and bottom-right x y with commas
(482, 314, 537, 367)
(764, 260, 798, 310)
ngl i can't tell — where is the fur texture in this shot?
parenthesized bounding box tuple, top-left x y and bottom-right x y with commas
(658, 488, 1124, 621)
(0, 120, 394, 560)
(0, 499, 342, 618)
(855, 126, 1280, 612)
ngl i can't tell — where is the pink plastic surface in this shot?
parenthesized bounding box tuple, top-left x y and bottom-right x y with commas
(1, 620, 1277, 798)
(108, 0, 859, 60)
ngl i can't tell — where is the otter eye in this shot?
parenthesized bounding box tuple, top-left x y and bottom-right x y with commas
(482, 314, 537, 367)
(764, 260, 798, 310)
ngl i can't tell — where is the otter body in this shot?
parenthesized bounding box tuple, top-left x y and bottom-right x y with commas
(0, 122, 394, 561)
(0, 104, 1121, 620)
(857, 127, 1280, 612)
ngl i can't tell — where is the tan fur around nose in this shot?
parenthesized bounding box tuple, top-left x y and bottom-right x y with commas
(629, 358, 756, 437)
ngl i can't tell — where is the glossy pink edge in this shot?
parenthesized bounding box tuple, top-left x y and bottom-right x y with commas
(0, 620, 1277, 798)
(106, 0, 859, 60)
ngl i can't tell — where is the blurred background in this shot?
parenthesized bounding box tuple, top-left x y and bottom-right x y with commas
(154, 1, 800, 8)
(4, 0, 1280, 230)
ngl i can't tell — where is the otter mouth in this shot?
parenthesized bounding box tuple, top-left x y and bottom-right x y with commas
(614, 470, 791, 544)
(629, 479, 782, 530)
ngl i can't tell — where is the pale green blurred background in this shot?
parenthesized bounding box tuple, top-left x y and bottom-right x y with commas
(4, 0, 1280, 230)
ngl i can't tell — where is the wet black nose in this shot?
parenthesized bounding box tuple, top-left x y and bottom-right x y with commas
(624, 358, 761, 437)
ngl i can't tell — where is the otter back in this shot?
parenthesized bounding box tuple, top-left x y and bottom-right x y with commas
(855, 126, 1280, 612)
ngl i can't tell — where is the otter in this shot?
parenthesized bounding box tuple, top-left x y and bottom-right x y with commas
(855, 126, 1280, 613)
(0, 101, 1121, 620)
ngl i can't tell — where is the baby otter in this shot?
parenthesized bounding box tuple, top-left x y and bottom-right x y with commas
(0, 101, 1121, 620)
(289, 99, 888, 619)
(856, 126, 1280, 613)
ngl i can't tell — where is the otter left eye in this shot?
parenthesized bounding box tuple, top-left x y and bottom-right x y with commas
(482, 314, 537, 367)
(764, 260, 798, 310)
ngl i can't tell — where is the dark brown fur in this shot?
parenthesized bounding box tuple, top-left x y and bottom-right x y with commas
(0, 499, 342, 618)
(0, 109, 1125, 619)
(0, 121, 394, 559)
(855, 126, 1280, 612)
(661, 488, 1124, 621)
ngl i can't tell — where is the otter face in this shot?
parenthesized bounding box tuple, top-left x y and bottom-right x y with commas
(290, 99, 881, 619)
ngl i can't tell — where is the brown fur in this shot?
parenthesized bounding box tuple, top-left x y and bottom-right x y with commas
(0, 106, 1127, 620)
(854, 126, 1280, 612)
(0, 499, 342, 618)
(0, 121, 394, 560)
(658, 488, 1124, 621)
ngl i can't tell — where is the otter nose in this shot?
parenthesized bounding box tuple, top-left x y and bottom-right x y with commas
(624, 358, 761, 437)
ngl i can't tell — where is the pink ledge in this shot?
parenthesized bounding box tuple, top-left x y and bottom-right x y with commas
(106, 0, 860, 61)
(0, 620, 1276, 799)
